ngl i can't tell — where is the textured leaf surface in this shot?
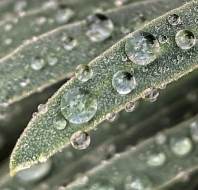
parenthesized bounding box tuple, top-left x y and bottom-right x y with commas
(1, 73, 197, 189)
(64, 114, 198, 190)
(0, 0, 133, 58)
(0, 0, 187, 106)
(10, 0, 198, 175)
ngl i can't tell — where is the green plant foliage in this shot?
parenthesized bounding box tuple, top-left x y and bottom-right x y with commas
(64, 115, 198, 190)
(0, 0, 187, 106)
(10, 0, 198, 176)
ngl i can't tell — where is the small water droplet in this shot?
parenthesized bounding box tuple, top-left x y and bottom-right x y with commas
(47, 55, 58, 66)
(125, 101, 138, 112)
(38, 104, 48, 114)
(62, 36, 78, 51)
(143, 88, 159, 102)
(19, 78, 30, 87)
(175, 30, 196, 50)
(4, 38, 13, 45)
(16, 160, 52, 183)
(167, 14, 181, 26)
(190, 121, 198, 142)
(112, 71, 137, 95)
(14, 0, 27, 12)
(86, 13, 114, 42)
(155, 133, 167, 145)
(61, 88, 97, 124)
(106, 112, 118, 122)
(115, 0, 128, 7)
(4, 24, 13, 31)
(53, 115, 67, 130)
(147, 152, 166, 167)
(170, 137, 192, 157)
(75, 64, 93, 82)
(158, 35, 168, 44)
(31, 57, 45, 70)
(125, 175, 152, 190)
(125, 32, 160, 66)
(36, 16, 47, 26)
(55, 8, 74, 24)
(70, 131, 90, 150)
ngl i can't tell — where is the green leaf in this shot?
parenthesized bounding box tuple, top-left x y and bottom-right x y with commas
(0, 0, 134, 58)
(10, 0, 198, 175)
(0, 0, 187, 106)
(64, 114, 198, 190)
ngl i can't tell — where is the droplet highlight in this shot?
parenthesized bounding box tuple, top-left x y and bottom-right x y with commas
(75, 64, 93, 82)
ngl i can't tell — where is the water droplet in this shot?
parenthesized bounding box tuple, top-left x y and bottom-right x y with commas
(55, 8, 74, 24)
(175, 30, 196, 50)
(125, 175, 152, 190)
(125, 32, 160, 66)
(155, 133, 167, 145)
(14, 0, 27, 12)
(19, 78, 30, 87)
(38, 104, 48, 114)
(4, 24, 13, 32)
(47, 55, 58, 66)
(31, 57, 45, 70)
(190, 121, 198, 142)
(125, 101, 138, 112)
(75, 64, 93, 82)
(112, 71, 137, 95)
(115, 0, 128, 7)
(54, 115, 67, 130)
(147, 152, 166, 167)
(62, 36, 78, 51)
(90, 183, 114, 190)
(36, 16, 47, 26)
(167, 14, 181, 26)
(16, 160, 52, 183)
(106, 112, 118, 122)
(4, 38, 13, 45)
(70, 131, 90, 150)
(143, 88, 159, 102)
(61, 88, 97, 124)
(86, 13, 114, 42)
(170, 137, 192, 157)
(158, 35, 168, 44)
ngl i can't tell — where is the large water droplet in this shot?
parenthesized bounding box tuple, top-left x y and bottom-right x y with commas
(175, 30, 196, 50)
(190, 121, 198, 142)
(86, 13, 114, 42)
(31, 57, 45, 70)
(170, 137, 192, 157)
(16, 160, 52, 183)
(75, 64, 93, 82)
(54, 115, 67, 130)
(167, 14, 181, 26)
(125, 175, 152, 190)
(112, 71, 137, 95)
(125, 32, 160, 66)
(55, 7, 74, 24)
(146, 152, 166, 167)
(61, 88, 97, 124)
(70, 131, 90, 150)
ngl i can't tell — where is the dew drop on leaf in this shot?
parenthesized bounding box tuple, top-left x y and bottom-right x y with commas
(170, 137, 192, 157)
(190, 121, 198, 142)
(125, 101, 138, 112)
(55, 8, 74, 24)
(112, 71, 137, 95)
(125, 32, 160, 66)
(175, 30, 196, 50)
(106, 112, 118, 122)
(146, 152, 166, 167)
(62, 36, 78, 51)
(75, 64, 93, 82)
(86, 13, 114, 42)
(70, 131, 90, 150)
(31, 57, 45, 71)
(167, 14, 181, 26)
(53, 115, 67, 130)
(16, 160, 52, 183)
(61, 88, 97, 124)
